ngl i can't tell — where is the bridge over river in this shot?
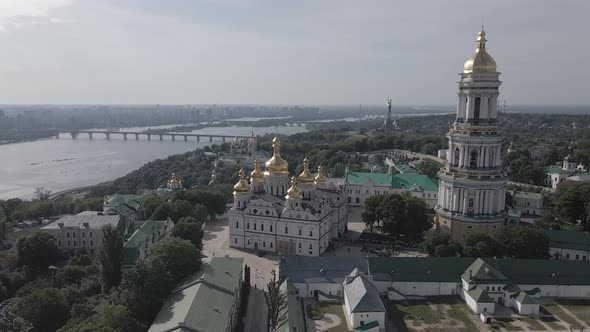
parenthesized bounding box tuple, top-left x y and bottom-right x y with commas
(57, 130, 250, 142)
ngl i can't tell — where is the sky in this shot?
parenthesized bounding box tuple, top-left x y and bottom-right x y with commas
(0, 0, 588, 106)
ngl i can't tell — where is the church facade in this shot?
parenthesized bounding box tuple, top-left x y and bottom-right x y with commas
(228, 135, 347, 256)
(435, 29, 508, 240)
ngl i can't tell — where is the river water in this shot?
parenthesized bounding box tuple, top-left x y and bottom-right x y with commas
(0, 124, 306, 199)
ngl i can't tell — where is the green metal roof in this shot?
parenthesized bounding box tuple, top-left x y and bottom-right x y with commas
(515, 292, 538, 305)
(344, 172, 438, 192)
(104, 193, 144, 210)
(544, 165, 572, 175)
(369, 257, 475, 282)
(344, 275, 385, 313)
(148, 257, 243, 332)
(356, 321, 380, 331)
(510, 191, 543, 200)
(468, 288, 495, 303)
(462, 258, 508, 283)
(123, 219, 173, 266)
(392, 173, 439, 192)
(345, 172, 393, 186)
(278, 280, 305, 332)
(545, 229, 590, 252)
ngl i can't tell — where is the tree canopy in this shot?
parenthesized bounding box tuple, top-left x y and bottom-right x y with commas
(16, 232, 60, 276)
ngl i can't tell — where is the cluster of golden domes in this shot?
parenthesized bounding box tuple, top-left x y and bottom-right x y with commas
(167, 172, 182, 187)
(463, 28, 497, 74)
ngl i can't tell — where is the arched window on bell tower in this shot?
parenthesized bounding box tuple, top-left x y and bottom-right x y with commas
(470, 149, 479, 168)
(474, 97, 481, 123)
(454, 148, 460, 167)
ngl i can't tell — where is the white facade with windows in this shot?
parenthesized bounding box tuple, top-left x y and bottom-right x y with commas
(228, 136, 347, 256)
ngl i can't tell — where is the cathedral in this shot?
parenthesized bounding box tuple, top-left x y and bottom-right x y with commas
(435, 28, 508, 240)
(228, 134, 347, 256)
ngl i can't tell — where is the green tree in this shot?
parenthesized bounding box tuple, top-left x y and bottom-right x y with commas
(421, 231, 451, 256)
(96, 304, 130, 330)
(16, 232, 60, 276)
(186, 191, 226, 221)
(416, 159, 443, 179)
(98, 225, 124, 293)
(146, 237, 201, 282)
(33, 187, 52, 201)
(361, 195, 384, 232)
(493, 227, 549, 259)
(265, 270, 286, 332)
(172, 200, 193, 222)
(15, 287, 69, 332)
(553, 183, 590, 229)
(150, 203, 173, 221)
(139, 196, 165, 220)
(463, 233, 498, 257)
(0, 308, 33, 332)
(171, 222, 204, 249)
(192, 203, 209, 222)
(380, 194, 432, 241)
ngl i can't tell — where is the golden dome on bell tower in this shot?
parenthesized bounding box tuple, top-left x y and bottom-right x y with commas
(265, 134, 289, 175)
(463, 28, 497, 74)
(298, 156, 315, 184)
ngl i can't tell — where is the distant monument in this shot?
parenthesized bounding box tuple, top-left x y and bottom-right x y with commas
(382, 97, 393, 131)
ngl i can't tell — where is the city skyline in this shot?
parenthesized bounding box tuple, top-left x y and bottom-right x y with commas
(0, 0, 588, 105)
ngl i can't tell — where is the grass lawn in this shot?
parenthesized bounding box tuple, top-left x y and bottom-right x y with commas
(317, 303, 348, 332)
(543, 305, 584, 329)
(539, 316, 567, 331)
(495, 318, 523, 331)
(519, 317, 547, 331)
(395, 301, 441, 324)
(446, 304, 479, 332)
(560, 303, 590, 325)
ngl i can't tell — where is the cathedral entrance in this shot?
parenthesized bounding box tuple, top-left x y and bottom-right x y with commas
(254, 242, 258, 250)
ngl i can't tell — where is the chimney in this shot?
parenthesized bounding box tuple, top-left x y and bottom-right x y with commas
(83, 222, 90, 228)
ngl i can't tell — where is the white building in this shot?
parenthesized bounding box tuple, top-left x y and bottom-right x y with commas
(228, 135, 347, 256)
(544, 144, 590, 189)
(280, 256, 590, 324)
(344, 171, 439, 208)
(509, 190, 544, 216)
(546, 229, 590, 261)
(435, 28, 508, 240)
(343, 272, 385, 331)
(41, 211, 122, 255)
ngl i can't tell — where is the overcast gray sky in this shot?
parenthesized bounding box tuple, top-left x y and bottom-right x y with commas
(0, 0, 587, 105)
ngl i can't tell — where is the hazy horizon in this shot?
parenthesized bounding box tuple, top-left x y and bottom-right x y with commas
(0, 1, 588, 105)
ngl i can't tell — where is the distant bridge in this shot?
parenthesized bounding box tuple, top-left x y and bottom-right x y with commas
(57, 130, 250, 142)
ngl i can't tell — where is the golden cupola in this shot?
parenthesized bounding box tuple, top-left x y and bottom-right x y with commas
(265, 134, 289, 175)
(233, 169, 250, 193)
(286, 176, 301, 200)
(250, 159, 264, 181)
(298, 156, 315, 184)
(463, 28, 497, 74)
(314, 165, 327, 184)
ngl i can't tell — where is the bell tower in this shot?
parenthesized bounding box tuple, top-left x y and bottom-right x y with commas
(435, 28, 508, 240)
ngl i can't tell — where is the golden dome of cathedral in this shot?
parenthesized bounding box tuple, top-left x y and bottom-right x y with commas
(463, 28, 497, 74)
(314, 165, 327, 184)
(298, 156, 315, 184)
(233, 169, 250, 193)
(251, 159, 264, 180)
(265, 135, 289, 175)
(286, 176, 301, 200)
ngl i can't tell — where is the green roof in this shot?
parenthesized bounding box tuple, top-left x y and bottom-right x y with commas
(545, 229, 590, 252)
(123, 219, 173, 266)
(344, 172, 438, 192)
(468, 288, 495, 303)
(344, 275, 385, 313)
(356, 321, 380, 331)
(148, 257, 243, 332)
(462, 258, 508, 283)
(369, 257, 475, 282)
(510, 191, 543, 200)
(515, 292, 538, 305)
(545, 165, 572, 175)
(278, 280, 305, 332)
(392, 173, 439, 192)
(104, 193, 144, 210)
(345, 172, 393, 186)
